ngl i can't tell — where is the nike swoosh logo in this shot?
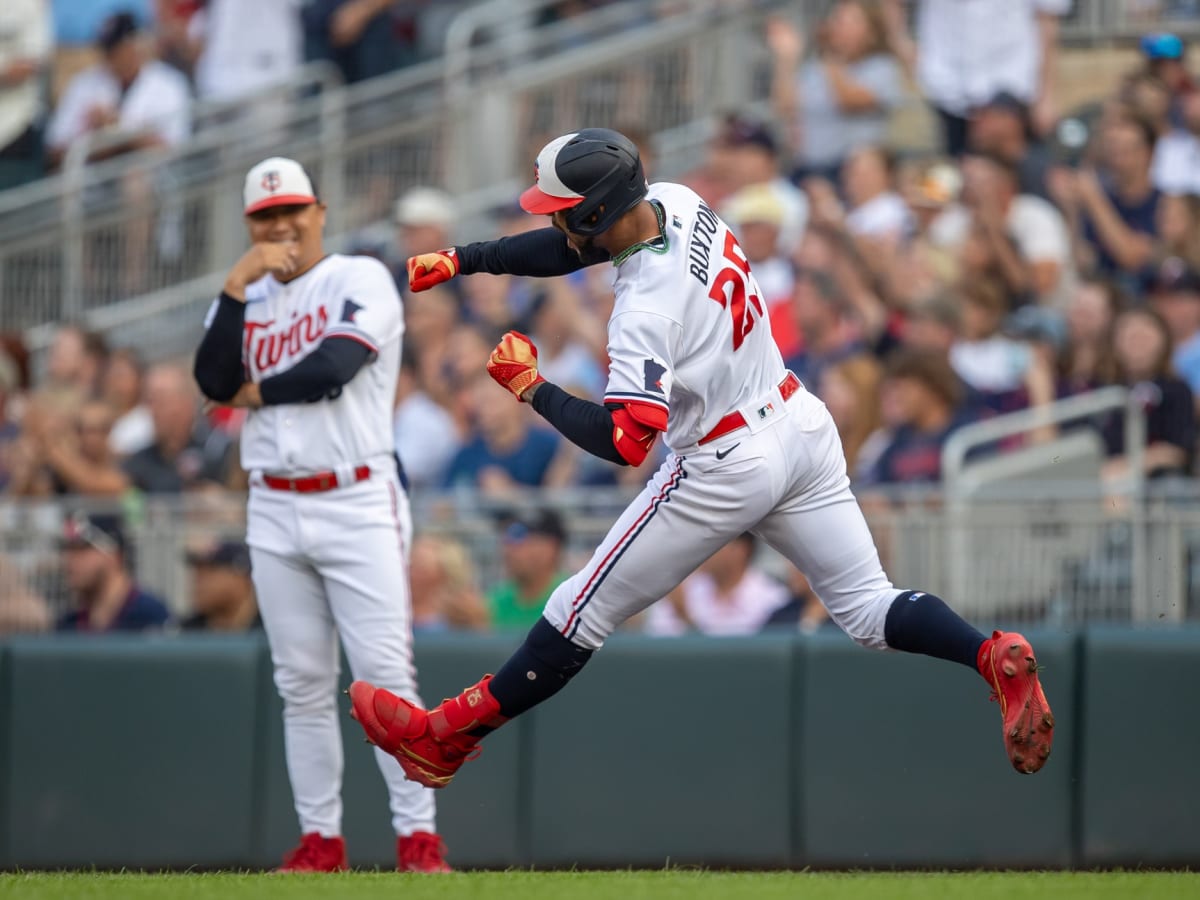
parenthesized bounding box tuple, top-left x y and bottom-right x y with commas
(715, 442, 740, 460)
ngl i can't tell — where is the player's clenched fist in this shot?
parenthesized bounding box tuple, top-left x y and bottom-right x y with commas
(406, 249, 458, 292)
(487, 330, 545, 402)
(224, 241, 301, 298)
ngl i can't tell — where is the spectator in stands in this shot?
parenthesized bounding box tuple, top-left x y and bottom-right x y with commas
(102, 348, 154, 456)
(819, 354, 885, 482)
(1150, 257, 1200, 401)
(836, 145, 912, 244)
(190, 0, 301, 102)
(949, 280, 1056, 416)
(883, 0, 1071, 153)
(153, 0, 204, 78)
(885, 159, 964, 308)
(1101, 306, 1196, 481)
(45, 11, 192, 168)
(682, 114, 807, 246)
(1140, 32, 1196, 124)
(968, 92, 1054, 201)
(1059, 277, 1122, 397)
(767, 2, 903, 182)
(27, 398, 132, 497)
(123, 364, 234, 493)
(0, 0, 53, 189)
(181, 540, 260, 631)
(36, 324, 105, 415)
(487, 507, 568, 632)
(784, 267, 864, 392)
(957, 151, 1073, 308)
(304, 0, 421, 84)
(0, 554, 51, 635)
(57, 510, 171, 632)
(1054, 112, 1162, 293)
(394, 353, 459, 491)
(1157, 191, 1200, 271)
(863, 348, 974, 484)
(394, 187, 456, 265)
(645, 533, 791, 636)
(441, 373, 561, 493)
(1152, 91, 1200, 197)
(408, 534, 488, 633)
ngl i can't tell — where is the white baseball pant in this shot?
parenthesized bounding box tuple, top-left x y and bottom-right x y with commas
(544, 391, 901, 649)
(247, 471, 436, 838)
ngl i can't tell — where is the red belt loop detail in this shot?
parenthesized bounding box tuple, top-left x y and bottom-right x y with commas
(262, 465, 371, 493)
(698, 372, 800, 446)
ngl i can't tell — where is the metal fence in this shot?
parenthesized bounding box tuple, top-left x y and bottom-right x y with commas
(2, 482, 1197, 636)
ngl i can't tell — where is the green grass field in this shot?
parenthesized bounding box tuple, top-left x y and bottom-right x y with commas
(2, 871, 1197, 900)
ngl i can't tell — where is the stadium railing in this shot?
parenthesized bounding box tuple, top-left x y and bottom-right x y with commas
(3, 469, 1197, 635)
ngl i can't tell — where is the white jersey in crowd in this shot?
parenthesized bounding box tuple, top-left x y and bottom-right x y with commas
(204, 253, 402, 474)
(603, 182, 812, 452)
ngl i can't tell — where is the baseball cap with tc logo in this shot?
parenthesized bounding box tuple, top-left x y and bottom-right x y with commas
(243, 157, 318, 215)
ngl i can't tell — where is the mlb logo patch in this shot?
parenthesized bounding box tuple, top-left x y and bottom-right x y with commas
(757, 402, 775, 420)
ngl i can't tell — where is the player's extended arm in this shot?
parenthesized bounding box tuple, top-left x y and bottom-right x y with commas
(486, 330, 663, 467)
(194, 293, 247, 402)
(407, 228, 608, 291)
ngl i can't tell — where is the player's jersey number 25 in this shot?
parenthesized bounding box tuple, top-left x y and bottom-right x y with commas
(707, 231, 763, 352)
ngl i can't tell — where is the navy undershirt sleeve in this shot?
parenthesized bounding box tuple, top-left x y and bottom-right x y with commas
(193, 293, 247, 402)
(259, 336, 373, 405)
(455, 228, 608, 277)
(529, 382, 627, 466)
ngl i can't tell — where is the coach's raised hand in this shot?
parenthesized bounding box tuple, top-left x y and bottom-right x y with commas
(223, 241, 301, 299)
(406, 248, 459, 292)
(486, 330, 545, 402)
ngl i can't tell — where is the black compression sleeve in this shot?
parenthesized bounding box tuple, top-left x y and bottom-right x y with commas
(529, 382, 627, 466)
(259, 336, 373, 405)
(194, 293, 247, 402)
(455, 228, 609, 277)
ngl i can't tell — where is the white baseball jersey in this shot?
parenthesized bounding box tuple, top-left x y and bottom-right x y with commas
(602, 182, 803, 451)
(204, 253, 402, 474)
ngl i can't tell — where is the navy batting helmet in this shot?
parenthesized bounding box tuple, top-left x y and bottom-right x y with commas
(519, 128, 647, 236)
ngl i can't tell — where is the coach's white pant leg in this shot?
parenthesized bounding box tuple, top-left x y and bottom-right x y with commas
(312, 480, 437, 838)
(543, 451, 775, 649)
(753, 407, 900, 649)
(251, 546, 345, 837)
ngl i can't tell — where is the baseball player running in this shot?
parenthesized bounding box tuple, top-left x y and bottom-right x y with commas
(193, 157, 449, 873)
(348, 129, 1054, 789)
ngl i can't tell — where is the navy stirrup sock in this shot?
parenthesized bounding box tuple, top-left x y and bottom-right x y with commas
(485, 617, 594, 721)
(883, 591, 986, 670)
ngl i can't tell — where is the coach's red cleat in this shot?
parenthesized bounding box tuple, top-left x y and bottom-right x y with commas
(276, 833, 348, 872)
(348, 677, 506, 789)
(398, 831, 452, 872)
(978, 631, 1055, 774)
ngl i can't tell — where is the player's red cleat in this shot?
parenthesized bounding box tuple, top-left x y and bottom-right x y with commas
(397, 831, 452, 872)
(276, 832, 348, 872)
(977, 631, 1055, 774)
(348, 676, 506, 789)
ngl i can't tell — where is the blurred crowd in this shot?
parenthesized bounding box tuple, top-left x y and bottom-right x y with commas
(4, 0, 1200, 638)
(0, 0, 659, 190)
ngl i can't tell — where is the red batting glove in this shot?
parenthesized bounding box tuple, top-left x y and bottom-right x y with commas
(487, 330, 546, 402)
(406, 248, 459, 292)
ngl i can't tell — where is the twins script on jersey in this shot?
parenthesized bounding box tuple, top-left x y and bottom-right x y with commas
(603, 182, 808, 451)
(204, 253, 403, 473)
